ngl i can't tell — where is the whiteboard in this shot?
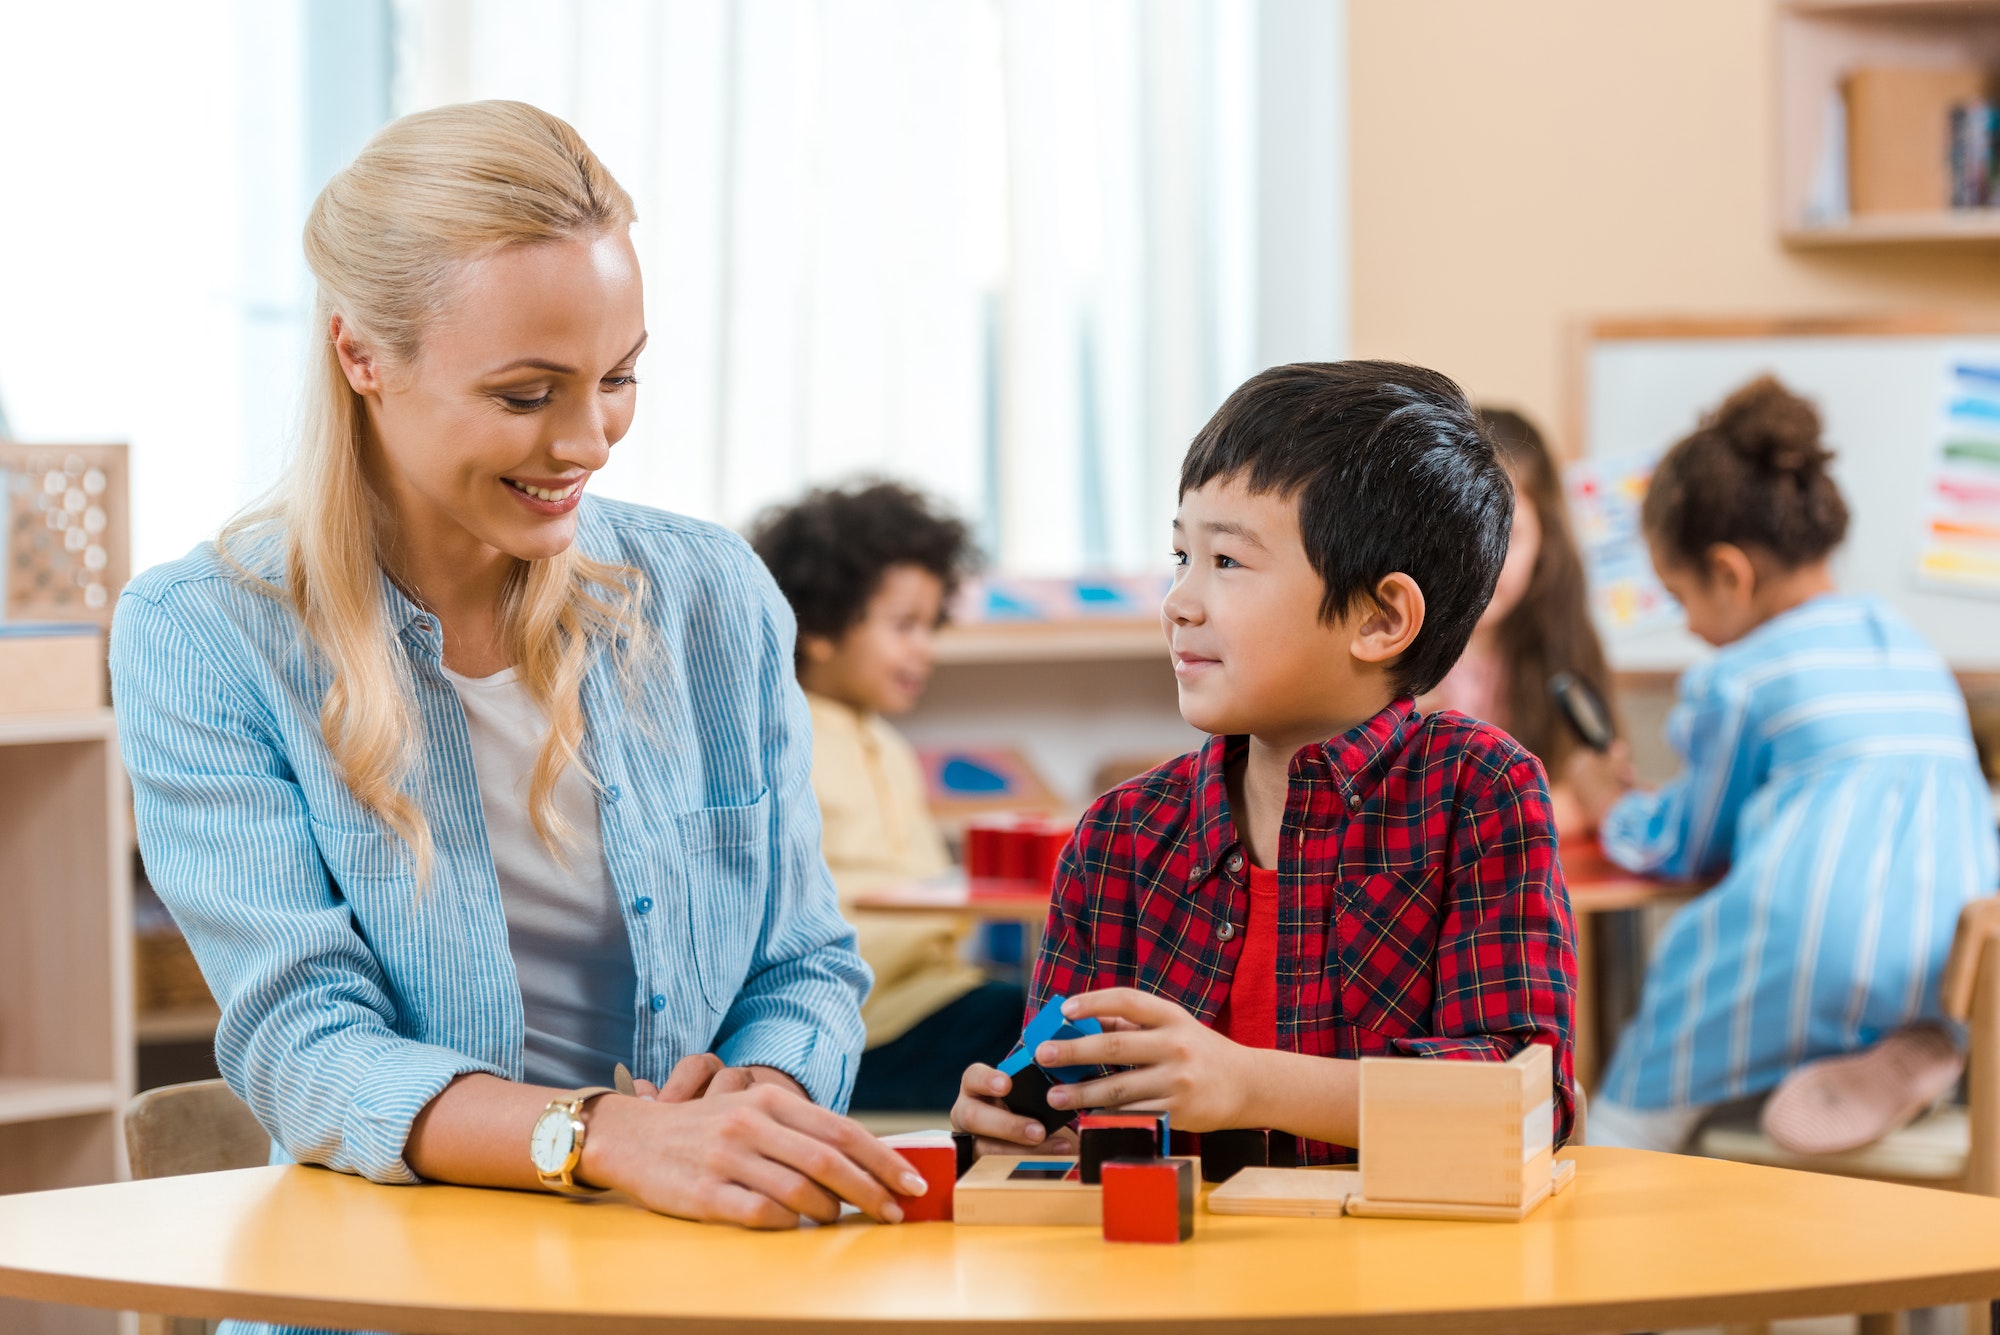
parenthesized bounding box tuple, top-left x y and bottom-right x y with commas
(1584, 333, 2000, 671)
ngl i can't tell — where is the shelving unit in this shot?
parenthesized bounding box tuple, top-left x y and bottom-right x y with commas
(0, 708, 132, 1335)
(1779, 0, 2000, 246)
(935, 618, 1165, 665)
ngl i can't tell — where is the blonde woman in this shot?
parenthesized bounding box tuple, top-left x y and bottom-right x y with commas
(111, 101, 925, 1252)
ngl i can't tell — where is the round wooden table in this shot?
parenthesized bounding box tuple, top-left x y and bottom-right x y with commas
(4, 1149, 2000, 1332)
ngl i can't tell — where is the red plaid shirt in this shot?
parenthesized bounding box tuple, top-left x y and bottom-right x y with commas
(1031, 698, 1577, 1165)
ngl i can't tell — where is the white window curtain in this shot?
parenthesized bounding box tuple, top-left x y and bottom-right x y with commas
(395, 0, 1345, 573)
(0, 0, 1341, 579)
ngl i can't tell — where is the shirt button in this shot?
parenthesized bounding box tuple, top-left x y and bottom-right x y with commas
(606, 785, 622, 803)
(634, 896, 653, 915)
(1218, 921, 1238, 942)
(1225, 852, 1245, 874)
(649, 994, 667, 1013)
(1347, 792, 1361, 810)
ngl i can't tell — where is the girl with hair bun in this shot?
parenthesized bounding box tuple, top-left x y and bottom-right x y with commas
(1573, 375, 1998, 1155)
(111, 101, 928, 1276)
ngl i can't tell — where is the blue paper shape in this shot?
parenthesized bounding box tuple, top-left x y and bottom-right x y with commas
(939, 756, 1011, 794)
(998, 995, 1101, 1083)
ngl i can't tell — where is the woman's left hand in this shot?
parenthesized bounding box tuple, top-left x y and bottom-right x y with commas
(632, 1055, 810, 1103)
(1031, 988, 1258, 1132)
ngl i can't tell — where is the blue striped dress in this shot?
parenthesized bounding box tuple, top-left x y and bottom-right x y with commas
(1600, 594, 1999, 1110)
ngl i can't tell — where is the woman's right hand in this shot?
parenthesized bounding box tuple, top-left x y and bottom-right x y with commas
(951, 1062, 1069, 1155)
(579, 1083, 928, 1229)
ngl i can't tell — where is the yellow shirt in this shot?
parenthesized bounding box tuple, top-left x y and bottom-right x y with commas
(806, 692, 984, 1047)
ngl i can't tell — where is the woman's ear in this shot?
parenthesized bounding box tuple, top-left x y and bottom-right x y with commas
(1350, 572, 1426, 668)
(330, 314, 383, 396)
(798, 632, 838, 667)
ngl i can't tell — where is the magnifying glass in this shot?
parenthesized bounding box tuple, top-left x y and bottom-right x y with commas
(1549, 672, 1615, 753)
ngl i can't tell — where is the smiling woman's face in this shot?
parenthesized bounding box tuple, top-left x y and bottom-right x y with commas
(338, 230, 647, 564)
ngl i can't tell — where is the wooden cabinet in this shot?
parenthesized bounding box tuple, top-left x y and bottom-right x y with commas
(0, 709, 132, 1334)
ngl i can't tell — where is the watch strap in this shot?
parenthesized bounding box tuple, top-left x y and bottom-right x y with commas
(536, 1086, 618, 1197)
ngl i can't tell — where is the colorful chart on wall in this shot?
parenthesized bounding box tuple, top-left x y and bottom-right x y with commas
(1918, 355, 2000, 597)
(1563, 454, 1680, 637)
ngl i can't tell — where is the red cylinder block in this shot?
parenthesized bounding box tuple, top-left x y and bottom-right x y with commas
(964, 814, 1070, 886)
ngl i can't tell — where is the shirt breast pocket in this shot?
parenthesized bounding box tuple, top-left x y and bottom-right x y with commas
(308, 816, 413, 899)
(676, 791, 773, 1011)
(1333, 870, 1441, 1036)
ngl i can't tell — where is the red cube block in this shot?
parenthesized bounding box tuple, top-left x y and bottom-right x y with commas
(893, 1144, 957, 1222)
(1100, 1158, 1193, 1244)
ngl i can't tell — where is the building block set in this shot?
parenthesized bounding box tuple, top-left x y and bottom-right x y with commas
(931, 1002, 1574, 1240)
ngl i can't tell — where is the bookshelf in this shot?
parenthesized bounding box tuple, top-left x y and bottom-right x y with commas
(0, 708, 132, 1335)
(1779, 0, 2000, 245)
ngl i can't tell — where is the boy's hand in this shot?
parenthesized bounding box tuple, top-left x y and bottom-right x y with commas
(1034, 989, 1256, 1132)
(950, 1063, 1077, 1155)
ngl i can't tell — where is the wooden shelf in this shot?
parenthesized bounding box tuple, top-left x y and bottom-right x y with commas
(0, 707, 115, 747)
(0, 1078, 120, 1127)
(134, 1005, 221, 1045)
(934, 620, 1166, 665)
(1785, 209, 2000, 245)
(1777, 1, 2000, 244)
(1787, 0, 2000, 17)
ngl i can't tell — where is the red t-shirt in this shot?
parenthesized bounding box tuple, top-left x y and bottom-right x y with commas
(1216, 863, 1280, 1050)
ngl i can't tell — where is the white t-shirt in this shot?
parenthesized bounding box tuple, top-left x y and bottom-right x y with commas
(443, 665, 637, 1090)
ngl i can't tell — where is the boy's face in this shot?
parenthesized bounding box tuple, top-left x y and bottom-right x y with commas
(800, 563, 944, 716)
(1165, 475, 1396, 744)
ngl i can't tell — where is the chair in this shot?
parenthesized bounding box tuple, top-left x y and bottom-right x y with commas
(122, 1079, 270, 1335)
(1695, 896, 2000, 1335)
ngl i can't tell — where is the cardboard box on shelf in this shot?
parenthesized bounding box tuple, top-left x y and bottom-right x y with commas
(1845, 66, 1987, 215)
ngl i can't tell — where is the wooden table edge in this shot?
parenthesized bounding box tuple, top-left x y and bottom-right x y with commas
(6, 1257, 1999, 1334)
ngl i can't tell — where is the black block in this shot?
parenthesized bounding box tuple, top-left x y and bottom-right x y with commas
(1080, 1126, 1159, 1184)
(1199, 1127, 1269, 1183)
(1266, 1130, 1298, 1169)
(953, 1130, 978, 1179)
(1000, 1063, 1059, 1128)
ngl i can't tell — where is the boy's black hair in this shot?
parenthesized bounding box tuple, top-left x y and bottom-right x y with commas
(748, 479, 976, 664)
(1178, 361, 1512, 697)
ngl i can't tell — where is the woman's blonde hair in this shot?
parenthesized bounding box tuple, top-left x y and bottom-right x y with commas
(224, 100, 647, 879)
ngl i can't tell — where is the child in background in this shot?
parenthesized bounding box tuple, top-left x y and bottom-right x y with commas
(1571, 377, 2000, 1153)
(951, 362, 1577, 1162)
(750, 482, 1024, 1111)
(1422, 409, 1617, 836)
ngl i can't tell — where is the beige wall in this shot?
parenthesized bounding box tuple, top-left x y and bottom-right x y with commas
(1348, 0, 2000, 456)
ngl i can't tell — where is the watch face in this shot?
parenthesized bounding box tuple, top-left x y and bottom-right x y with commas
(530, 1107, 576, 1175)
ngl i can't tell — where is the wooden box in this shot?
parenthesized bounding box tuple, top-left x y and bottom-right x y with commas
(0, 626, 104, 715)
(955, 1155, 1102, 1226)
(1358, 1044, 1556, 1213)
(1845, 66, 1987, 215)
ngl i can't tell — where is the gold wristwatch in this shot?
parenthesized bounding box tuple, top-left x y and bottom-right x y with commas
(528, 1086, 615, 1197)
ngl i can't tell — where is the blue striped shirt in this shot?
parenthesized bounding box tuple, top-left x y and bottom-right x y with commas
(111, 495, 871, 1189)
(1601, 594, 1998, 1109)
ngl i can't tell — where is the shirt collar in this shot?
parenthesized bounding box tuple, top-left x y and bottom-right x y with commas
(1186, 696, 1420, 876)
